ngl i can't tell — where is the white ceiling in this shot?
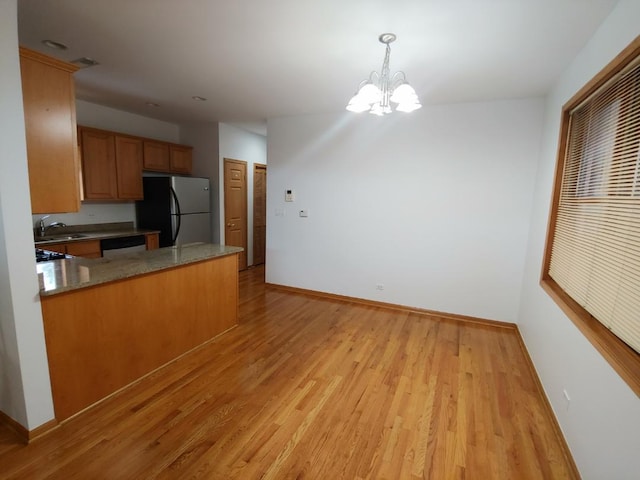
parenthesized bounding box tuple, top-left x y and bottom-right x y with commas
(18, 0, 618, 136)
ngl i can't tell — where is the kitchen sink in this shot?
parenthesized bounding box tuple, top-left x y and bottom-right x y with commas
(36, 234, 88, 242)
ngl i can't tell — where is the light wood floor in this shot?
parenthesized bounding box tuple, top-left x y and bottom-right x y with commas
(0, 265, 577, 479)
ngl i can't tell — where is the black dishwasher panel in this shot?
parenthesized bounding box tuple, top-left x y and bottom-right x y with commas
(100, 235, 146, 254)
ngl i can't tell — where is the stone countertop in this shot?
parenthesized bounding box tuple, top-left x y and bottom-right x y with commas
(37, 243, 243, 296)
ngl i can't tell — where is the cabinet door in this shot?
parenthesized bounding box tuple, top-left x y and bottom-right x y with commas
(145, 233, 160, 250)
(143, 141, 170, 171)
(115, 136, 143, 199)
(66, 240, 101, 258)
(80, 128, 117, 200)
(20, 48, 80, 213)
(45, 243, 67, 254)
(170, 145, 192, 174)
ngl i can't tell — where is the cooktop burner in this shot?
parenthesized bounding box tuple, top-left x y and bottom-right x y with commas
(35, 248, 67, 262)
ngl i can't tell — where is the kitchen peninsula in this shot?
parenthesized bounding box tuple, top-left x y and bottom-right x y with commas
(38, 243, 242, 421)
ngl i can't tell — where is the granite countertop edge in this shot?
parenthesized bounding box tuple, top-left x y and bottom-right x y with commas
(38, 243, 243, 296)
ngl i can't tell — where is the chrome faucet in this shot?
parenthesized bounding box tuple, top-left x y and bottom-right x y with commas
(37, 216, 67, 237)
(37, 216, 50, 237)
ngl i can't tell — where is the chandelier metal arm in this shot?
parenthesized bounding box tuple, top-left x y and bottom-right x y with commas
(390, 71, 407, 88)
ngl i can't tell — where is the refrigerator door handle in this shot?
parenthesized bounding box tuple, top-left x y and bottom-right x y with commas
(170, 186, 182, 245)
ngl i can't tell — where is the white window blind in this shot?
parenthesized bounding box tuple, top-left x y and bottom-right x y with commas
(548, 58, 640, 354)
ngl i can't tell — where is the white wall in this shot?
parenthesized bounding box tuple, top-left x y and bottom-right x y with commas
(266, 99, 543, 323)
(0, 0, 55, 429)
(518, 2, 640, 478)
(31, 203, 137, 230)
(76, 100, 180, 142)
(180, 122, 220, 242)
(219, 123, 267, 265)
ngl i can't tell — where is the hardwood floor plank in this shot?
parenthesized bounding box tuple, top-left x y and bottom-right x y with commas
(0, 265, 578, 479)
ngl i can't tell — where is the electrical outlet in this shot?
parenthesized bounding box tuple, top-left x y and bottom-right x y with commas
(376, 284, 384, 291)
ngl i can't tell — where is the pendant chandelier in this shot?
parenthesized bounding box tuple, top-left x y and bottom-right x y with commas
(346, 33, 422, 115)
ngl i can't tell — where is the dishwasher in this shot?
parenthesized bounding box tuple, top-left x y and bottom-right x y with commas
(100, 235, 147, 257)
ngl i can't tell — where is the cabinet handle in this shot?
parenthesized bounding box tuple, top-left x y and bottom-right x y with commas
(227, 223, 235, 227)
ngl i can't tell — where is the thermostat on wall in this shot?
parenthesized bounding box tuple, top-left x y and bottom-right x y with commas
(285, 189, 295, 202)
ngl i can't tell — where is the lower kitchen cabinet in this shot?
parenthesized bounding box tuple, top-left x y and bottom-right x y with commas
(66, 241, 102, 258)
(43, 244, 66, 255)
(43, 234, 159, 258)
(40, 252, 239, 420)
(45, 240, 102, 258)
(145, 232, 160, 250)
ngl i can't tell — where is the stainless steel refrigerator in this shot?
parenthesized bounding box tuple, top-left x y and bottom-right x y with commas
(136, 176, 211, 247)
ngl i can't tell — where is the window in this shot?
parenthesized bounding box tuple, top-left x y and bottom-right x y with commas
(542, 37, 640, 396)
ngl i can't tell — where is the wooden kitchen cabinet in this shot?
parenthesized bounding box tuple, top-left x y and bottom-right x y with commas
(142, 141, 170, 172)
(66, 240, 102, 258)
(19, 47, 81, 214)
(45, 240, 102, 258)
(80, 128, 117, 200)
(143, 141, 193, 174)
(79, 127, 143, 200)
(81, 126, 192, 179)
(44, 244, 67, 255)
(169, 145, 193, 174)
(44, 234, 158, 257)
(40, 252, 239, 420)
(114, 136, 143, 199)
(145, 232, 160, 250)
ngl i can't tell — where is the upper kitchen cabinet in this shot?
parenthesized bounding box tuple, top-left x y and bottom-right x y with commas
(114, 135, 144, 199)
(79, 127, 143, 201)
(142, 141, 170, 172)
(169, 145, 193, 174)
(80, 128, 117, 200)
(19, 47, 81, 213)
(143, 141, 193, 175)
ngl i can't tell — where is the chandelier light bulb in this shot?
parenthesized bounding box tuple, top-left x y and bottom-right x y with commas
(390, 83, 418, 104)
(346, 97, 371, 113)
(395, 102, 422, 113)
(357, 83, 383, 104)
